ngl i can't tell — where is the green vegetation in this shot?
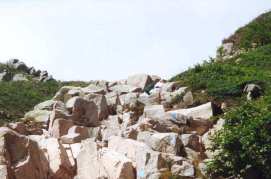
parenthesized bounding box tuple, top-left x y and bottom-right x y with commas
(223, 11, 271, 50)
(207, 99, 271, 178)
(171, 11, 271, 178)
(0, 81, 61, 122)
(171, 44, 271, 102)
(0, 79, 89, 123)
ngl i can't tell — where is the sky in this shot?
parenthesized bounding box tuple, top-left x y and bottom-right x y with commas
(0, 0, 270, 81)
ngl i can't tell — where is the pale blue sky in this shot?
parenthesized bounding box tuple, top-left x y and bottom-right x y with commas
(0, 0, 270, 81)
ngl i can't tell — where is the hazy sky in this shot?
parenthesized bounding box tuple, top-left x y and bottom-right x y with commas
(0, 0, 270, 81)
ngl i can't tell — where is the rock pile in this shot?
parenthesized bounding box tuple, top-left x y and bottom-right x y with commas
(0, 74, 223, 179)
(0, 59, 54, 82)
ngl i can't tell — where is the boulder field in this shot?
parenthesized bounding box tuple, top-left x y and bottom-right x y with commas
(1, 74, 224, 179)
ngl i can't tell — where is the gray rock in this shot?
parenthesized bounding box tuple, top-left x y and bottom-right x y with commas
(0, 127, 49, 179)
(0, 70, 12, 81)
(75, 139, 135, 179)
(12, 73, 28, 81)
(110, 84, 142, 95)
(171, 162, 195, 178)
(34, 100, 56, 111)
(244, 84, 262, 100)
(108, 136, 167, 179)
(127, 74, 153, 91)
(170, 102, 214, 119)
(105, 92, 121, 114)
(24, 110, 52, 123)
(66, 97, 99, 127)
(137, 132, 185, 156)
(84, 94, 109, 120)
(143, 105, 165, 120)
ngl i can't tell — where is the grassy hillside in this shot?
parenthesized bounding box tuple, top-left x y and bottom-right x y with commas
(0, 63, 89, 123)
(0, 81, 60, 122)
(171, 11, 271, 178)
(223, 11, 271, 50)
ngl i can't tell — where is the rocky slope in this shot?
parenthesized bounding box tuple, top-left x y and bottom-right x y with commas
(0, 73, 223, 179)
(1, 11, 271, 179)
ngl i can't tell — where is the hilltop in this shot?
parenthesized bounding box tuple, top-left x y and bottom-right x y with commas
(0, 59, 89, 122)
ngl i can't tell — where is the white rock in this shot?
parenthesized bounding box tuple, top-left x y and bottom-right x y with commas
(127, 74, 153, 91)
(170, 102, 214, 119)
(171, 161, 195, 177)
(143, 105, 165, 120)
(24, 110, 51, 123)
(138, 132, 185, 156)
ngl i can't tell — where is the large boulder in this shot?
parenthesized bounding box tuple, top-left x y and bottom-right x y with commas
(159, 82, 180, 92)
(7, 122, 28, 135)
(66, 97, 99, 127)
(108, 136, 167, 179)
(186, 117, 213, 135)
(30, 135, 75, 179)
(100, 115, 122, 141)
(0, 70, 12, 81)
(170, 102, 214, 119)
(119, 92, 139, 108)
(100, 149, 136, 179)
(138, 92, 160, 106)
(110, 84, 142, 95)
(45, 138, 75, 178)
(171, 161, 195, 178)
(12, 74, 28, 81)
(244, 84, 262, 100)
(0, 127, 49, 179)
(24, 110, 51, 123)
(137, 132, 185, 156)
(105, 92, 121, 114)
(53, 86, 82, 103)
(161, 154, 195, 178)
(61, 125, 90, 144)
(81, 84, 107, 95)
(143, 105, 165, 120)
(75, 139, 135, 179)
(180, 134, 203, 152)
(49, 118, 74, 138)
(34, 100, 56, 111)
(127, 74, 153, 91)
(221, 42, 234, 56)
(84, 94, 109, 120)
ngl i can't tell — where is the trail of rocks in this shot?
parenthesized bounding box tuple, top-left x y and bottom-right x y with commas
(0, 74, 224, 179)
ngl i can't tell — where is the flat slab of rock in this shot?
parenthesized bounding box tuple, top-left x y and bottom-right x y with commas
(170, 102, 214, 119)
(137, 132, 185, 156)
(143, 105, 165, 120)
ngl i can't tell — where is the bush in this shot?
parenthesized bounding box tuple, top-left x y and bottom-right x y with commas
(171, 60, 268, 100)
(207, 99, 271, 178)
(0, 81, 61, 122)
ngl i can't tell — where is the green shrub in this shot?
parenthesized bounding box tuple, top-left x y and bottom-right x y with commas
(0, 81, 61, 121)
(207, 99, 271, 178)
(171, 60, 268, 100)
